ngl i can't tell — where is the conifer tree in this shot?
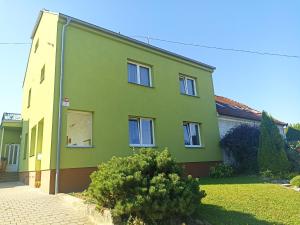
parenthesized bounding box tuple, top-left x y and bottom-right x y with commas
(258, 111, 290, 173)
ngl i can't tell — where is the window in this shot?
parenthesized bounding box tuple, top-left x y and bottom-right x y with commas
(183, 122, 202, 147)
(34, 38, 39, 53)
(129, 117, 154, 147)
(27, 89, 31, 108)
(40, 65, 45, 83)
(128, 62, 151, 87)
(179, 76, 197, 96)
(67, 110, 93, 147)
(23, 133, 28, 159)
(30, 126, 36, 156)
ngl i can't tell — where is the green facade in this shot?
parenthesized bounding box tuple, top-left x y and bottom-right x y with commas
(18, 11, 222, 177)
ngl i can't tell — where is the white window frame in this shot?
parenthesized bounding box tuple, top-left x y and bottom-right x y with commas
(179, 75, 197, 96)
(128, 61, 152, 87)
(183, 122, 202, 148)
(129, 117, 155, 147)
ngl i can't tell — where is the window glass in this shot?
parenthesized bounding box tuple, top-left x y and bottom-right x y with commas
(27, 89, 31, 108)
(183, 124, 190, 145)
(128, 63, 138, 83)
(179, 77, 185, 94)
(67, 111, 92, 147)
(129, 119, 140, 145)
(140, 66, 150, 86)
(30, 126, 36, 156)
(141, 119, 153, 145)
(40, 65, 45, 83)
(183, 122, 201, 147)
(187, 79, 195, 96)
(23, 133, 28, 159)
(190, 123, 200, 145)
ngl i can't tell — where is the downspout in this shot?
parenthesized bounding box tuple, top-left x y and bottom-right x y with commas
(55, 17, 71, 194)
(0, 127, 4, 160)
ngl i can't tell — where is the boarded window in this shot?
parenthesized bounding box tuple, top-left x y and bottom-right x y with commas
(67, 111, 93, 147)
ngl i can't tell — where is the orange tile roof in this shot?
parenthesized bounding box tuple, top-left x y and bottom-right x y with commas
(215, 95, 287, 126)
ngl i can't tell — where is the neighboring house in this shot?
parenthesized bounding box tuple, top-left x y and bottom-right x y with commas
(215, 95, 287, 137)
(0, 113, 22, 172)
(7, 10, 222, 194)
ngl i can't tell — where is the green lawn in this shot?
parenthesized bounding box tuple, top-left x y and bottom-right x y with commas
(199, 176, 300, 225)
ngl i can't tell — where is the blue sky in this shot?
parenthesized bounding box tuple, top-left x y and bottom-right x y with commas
(0, 1, 299, 124)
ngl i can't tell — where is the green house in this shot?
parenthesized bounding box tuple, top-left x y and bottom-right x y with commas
(4, 10, 222, 194)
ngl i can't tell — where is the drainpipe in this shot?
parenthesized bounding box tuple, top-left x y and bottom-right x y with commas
(55, 17, 71, 194)
(0, 127, 4, 160)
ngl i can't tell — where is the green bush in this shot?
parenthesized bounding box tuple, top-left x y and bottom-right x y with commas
(286, 126, 300, 142)
(285, 143, 300, 172)
(290, 175, 300, 187)
(258, 111, 290, 174)
(220, 124, 260, 173)
(87, 149, 206, 224)
(210, 163, 234, 178)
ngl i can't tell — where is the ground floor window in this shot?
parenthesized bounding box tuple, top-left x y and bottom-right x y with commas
(183, 122, 202, 147)
(67, 110, 93, 147)
(129, 117, 154, 147)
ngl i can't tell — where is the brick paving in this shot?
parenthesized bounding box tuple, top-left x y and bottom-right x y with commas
(0, 182, 93, 225)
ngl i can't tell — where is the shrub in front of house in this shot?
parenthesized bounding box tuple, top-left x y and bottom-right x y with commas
(290, 175, 300, 187)
(87, 149, 206, 225)
(210, 163, 234, 178)
(220, 124, 260, 174)
(285, 142, 300, 172)
(258, 111, 290, 174)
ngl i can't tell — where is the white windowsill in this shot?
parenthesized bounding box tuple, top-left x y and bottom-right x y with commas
(129, 144, 156, 148)
(185, 145, 205, 149)
(180, 93, 199, 98)
(66, 145, 94, 148)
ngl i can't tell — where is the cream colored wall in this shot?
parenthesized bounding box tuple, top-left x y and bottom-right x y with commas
(19, 12, 59, 172)
(218, 115, 285, 137)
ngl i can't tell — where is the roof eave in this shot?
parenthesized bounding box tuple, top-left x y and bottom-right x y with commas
(56, 12, 216, 71)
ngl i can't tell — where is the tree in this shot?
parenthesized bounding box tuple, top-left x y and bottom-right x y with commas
(220, 124, 260, 173)
(286, 126, 300, 142)
(258, 111, 290, 173)
(291, 123, 300, 130)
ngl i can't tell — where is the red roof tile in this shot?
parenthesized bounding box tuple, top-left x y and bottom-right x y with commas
(215, 95, 287, 126)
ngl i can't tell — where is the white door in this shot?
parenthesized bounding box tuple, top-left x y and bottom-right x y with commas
(6, 144, 20, 172)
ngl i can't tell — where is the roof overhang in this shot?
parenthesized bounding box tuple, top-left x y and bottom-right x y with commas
(30, 9, 216, 72)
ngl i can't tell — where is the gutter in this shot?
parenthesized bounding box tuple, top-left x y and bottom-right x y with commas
(55, 17, 71, 194)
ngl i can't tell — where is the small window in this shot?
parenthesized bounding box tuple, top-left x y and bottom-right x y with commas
(129, 117, 154, 147)
(183, 122, 202, 147)
(34, 39, 39, 53)
(30, 126, 37, 156)
(67, 110, 93, 147)
(27, 88, 31, 108)
(40, 65, 45, 83)
(23, 133, 28, 159)
(128, 62, 151, 87)
(179, 75, 197, 96)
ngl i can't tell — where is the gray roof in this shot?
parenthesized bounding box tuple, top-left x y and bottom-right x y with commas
(31, 9, 216, 71)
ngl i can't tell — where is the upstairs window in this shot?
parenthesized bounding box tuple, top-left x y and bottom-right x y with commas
(67, 110, 93, 147)
(27, 88, 31, 108)
(128, 62, 151, 87)
(23, 133, 28, 159)
(183, 122, 202, 147)
(179, 75, 197, 96)
(40, 65, 45, 83)
(34, 38, 39, 53)
(129, 117, 154, 147)
(30, 126, 36, 156)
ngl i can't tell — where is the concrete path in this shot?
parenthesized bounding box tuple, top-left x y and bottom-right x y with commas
(0, 182, 93, 225)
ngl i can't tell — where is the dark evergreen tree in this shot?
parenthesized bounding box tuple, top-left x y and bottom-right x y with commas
(258, 111, 290, 173)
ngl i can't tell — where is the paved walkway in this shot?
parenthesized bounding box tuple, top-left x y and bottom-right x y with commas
(0, 182, 93, 225)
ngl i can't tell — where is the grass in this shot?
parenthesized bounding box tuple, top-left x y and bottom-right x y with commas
(199, 176, 300, 225)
